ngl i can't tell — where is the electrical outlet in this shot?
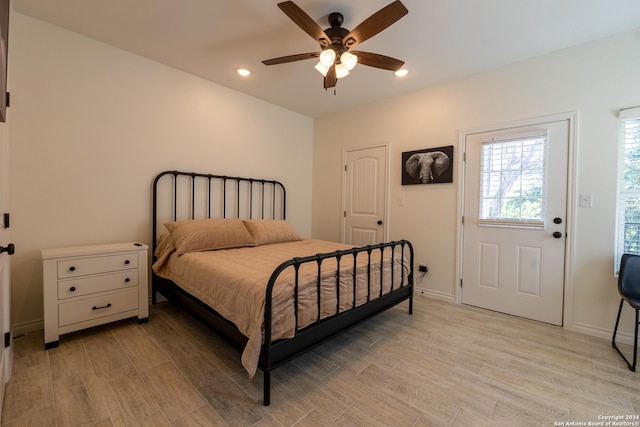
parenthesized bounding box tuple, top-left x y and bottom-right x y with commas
(418, 264, 428, 273)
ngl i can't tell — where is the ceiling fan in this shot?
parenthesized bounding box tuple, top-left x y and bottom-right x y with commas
(262, 1, 408, 90)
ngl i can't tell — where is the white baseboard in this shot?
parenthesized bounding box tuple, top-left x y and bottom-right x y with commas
(13, 319, 43, 336)
(415, 287, 456, 303)
(568, 321, 635, 346)
(151, 293, 167, 303)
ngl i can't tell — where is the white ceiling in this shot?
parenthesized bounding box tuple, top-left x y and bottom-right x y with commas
(12, 0, 640, 118)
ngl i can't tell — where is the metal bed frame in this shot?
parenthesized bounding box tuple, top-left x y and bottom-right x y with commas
(151, 170, 414, 405)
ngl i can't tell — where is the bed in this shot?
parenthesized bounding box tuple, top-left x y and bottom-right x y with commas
(151, 170, 414, 405)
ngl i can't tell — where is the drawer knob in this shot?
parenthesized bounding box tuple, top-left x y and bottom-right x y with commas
(69, 266, 76, 272)
(124, 260, 130, 265)
(124, 278, 130, 283)
(69, 286, 76, 292)
(92, 303, 112, 311)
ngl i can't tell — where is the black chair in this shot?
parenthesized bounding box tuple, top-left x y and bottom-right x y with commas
(612, 253, 640, 371)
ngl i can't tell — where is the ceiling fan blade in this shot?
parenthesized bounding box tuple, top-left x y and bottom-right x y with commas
(278, 1, 331, 46)
(262, 52, 320, 65)
(342, 0, 408, 49)
(351, 51, 404, 71)
(324, 65, 337, 89)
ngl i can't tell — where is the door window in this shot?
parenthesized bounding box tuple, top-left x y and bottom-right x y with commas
(479, 133, 547, 228)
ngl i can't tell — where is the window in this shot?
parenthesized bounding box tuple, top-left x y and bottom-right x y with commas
(479, 133, 547, 228)
(616, 107, 640, 273)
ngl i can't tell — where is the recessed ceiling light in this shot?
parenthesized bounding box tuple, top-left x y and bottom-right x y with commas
(394, 69, 408, 77)
(236, 68, 251, 77)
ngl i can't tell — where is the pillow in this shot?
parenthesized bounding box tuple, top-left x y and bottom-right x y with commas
(243, 219, 302, 245)
(164, 218, 256, 254)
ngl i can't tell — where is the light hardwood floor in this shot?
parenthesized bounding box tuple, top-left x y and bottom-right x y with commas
(1, 296, 638, 426)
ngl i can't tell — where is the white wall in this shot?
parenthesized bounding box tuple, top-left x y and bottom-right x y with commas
(8, 11, 640, 341)
(8, 13, 314, 330)
(313, 28, 640, 338)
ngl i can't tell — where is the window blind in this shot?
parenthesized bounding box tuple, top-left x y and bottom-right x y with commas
(479, 134, 547, 226)
(615, 107, 640, 273)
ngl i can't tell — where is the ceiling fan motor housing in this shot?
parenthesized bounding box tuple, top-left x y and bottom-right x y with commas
(323, 13, 350, 58)
(328, 12, 343, 27)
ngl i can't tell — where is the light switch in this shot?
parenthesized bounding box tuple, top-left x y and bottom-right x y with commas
(398, 195, 405, 206)
(579, 193, 593, 208)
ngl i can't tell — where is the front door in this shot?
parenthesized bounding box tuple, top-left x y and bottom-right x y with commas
(461, 119, 569, 325)
(343, 145, 388, 245)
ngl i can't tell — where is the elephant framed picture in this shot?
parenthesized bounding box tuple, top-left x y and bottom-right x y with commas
(402, 145, 454, 185)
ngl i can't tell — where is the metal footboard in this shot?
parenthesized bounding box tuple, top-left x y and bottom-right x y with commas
(261, 240, 414, 405)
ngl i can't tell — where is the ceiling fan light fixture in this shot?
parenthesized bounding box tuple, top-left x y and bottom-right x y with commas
(340, 52, 358, 71)
(394, 69, 408, 77)
(314, 61, 329, 76)
(319, 48, 336, 67)
(335, 63, 350, 79)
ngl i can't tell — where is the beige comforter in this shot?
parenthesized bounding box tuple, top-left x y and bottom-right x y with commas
(153, 236, 410, 379)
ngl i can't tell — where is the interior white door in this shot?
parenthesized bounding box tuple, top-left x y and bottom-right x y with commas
(461, 119, 569, 325)
(343, 145, 388, 245)
(0, 114, 11, 414)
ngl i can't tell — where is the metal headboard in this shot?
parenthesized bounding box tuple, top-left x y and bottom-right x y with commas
(152, 170, 286, 259)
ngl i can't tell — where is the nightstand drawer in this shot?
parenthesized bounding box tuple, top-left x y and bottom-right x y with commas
(57, 252, 138, 279)
(58, 288, 139, 327)
(57, 271, 139, 300)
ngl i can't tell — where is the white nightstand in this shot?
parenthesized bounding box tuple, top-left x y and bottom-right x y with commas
(42, 242, 149, 349)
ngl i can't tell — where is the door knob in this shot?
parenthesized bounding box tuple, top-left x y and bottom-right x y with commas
(552, 232, 563, 239)
(0, 243, 14, 255)
(377, 220, 383, 225)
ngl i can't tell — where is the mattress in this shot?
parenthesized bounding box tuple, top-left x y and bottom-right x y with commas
(153, 236, 410, 378)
